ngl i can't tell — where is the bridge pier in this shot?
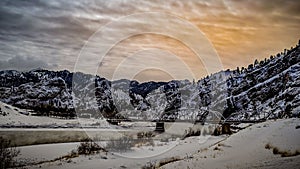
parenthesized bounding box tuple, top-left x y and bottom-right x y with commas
(155, 122, 165, 132)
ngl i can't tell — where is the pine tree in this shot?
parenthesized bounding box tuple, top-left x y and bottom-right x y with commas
(277, 53, 280, 57)
(260, 60, 264, 66)
(236, 67, 240, 74)
(254, 59, 259, 66)
(248, 64, 253, 70)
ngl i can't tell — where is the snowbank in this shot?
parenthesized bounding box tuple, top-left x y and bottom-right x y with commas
(163, 118, 300, 169)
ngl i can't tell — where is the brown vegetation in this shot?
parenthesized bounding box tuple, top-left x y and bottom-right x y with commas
(77, 139, 107, 155)
(213, 123, 232, 136)
(141, 156, 182, 169)
(265, 143, 300, 157)
(0, 137, 20, 169)
(105, 135, 154, 152)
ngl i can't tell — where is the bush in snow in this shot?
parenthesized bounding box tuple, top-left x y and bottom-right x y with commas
(105, 136, 134, 152)
(77, 139, 106, 155)
(265, 143, 300, 157)
(0, 137, 20, 169)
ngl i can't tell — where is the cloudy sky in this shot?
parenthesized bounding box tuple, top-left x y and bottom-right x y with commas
(0, 0, 299, 82)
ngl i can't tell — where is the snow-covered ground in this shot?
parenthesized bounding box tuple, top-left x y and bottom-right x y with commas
(16, 135, 225, 169)
(2, 101, 299, 168)
(0, 101, 110, 128)
(13, 118, 299, 169)
(16, 142, 79, 165)
(163, 118, 300, 169)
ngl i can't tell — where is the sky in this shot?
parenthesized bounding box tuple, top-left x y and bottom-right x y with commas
(0, 0, 299, 82)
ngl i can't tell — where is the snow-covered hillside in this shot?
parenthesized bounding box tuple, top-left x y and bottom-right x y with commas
(0, 43, 299, 121)
(0, 101, 109, 128)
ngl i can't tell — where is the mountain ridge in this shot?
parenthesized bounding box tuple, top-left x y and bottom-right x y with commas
(0, 42, 299, 121)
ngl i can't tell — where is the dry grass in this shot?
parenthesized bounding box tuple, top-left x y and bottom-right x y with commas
(265, 143, 300, 157)
(77, 139, 107, 155)
(281, 150, 300, 157)
(0, 137, 20, 169)
(105, 136, 134, 152)
(182, 127, 201, 139)
(15, 140, 107, 168)
(141, 156, 182, 169)
(272, 147, 279, 154)
(265, 143, 272, 149)
(137, 131, 155, 139)
(157, 156, 182, 167)
(106, 136, 155, 152)
(134, 138, 155, 148)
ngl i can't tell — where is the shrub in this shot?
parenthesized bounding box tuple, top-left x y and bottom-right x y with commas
(137, 131, 155, 139)
(183, 127, 201, 139)
(160, 137, 169, 143)
(281, 151, 291, 157)
(280, 150, 300, 157)
(213, 126, 222, 136)
(0, 137, 20, 169)
(272, 147, 279, 154)
(66, 150, 79, 159)
(77, 139, 106, 155)
(213, 146, 222, 151)
(106, 136, 154, 152)
(265, 143, 271, 149)
(137, 132, 144, 139)
(156, 156, 181, 168)
(265, 143, 300, 157)
(145, 131, 155, 138)
(134, 138, 155, 148)
(141, 161, 156, 169)
(105, 136, 135, 152)
(141, 156, 181, 169)
(0, 107, 8, 116)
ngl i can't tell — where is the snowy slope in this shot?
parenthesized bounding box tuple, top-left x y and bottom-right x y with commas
(163, 118, 300, 169)
(0, 101, 109, 128)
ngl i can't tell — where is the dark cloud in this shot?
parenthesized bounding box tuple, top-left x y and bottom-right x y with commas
(0, 56, 58, 71)
(0, 0, 299, 80)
